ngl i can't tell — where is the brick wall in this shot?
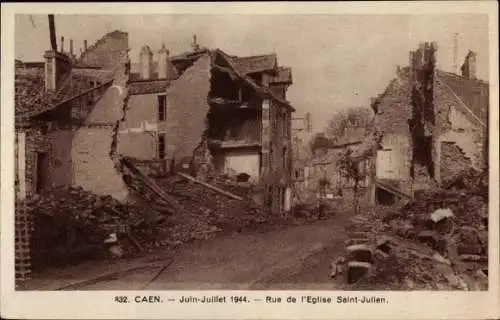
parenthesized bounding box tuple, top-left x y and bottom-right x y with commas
(79, 31, 129, 69)
(164, 53, 211, 163)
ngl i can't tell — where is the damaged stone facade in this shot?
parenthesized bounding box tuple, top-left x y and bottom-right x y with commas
(15, 30, 131, 201)
(369, 42, 489, 204)
(117, 41, 295, 214)
(14, 29, 131, 280)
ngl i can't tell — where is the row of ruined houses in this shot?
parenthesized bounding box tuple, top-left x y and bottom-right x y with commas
(14, 30, 295, 215)
(293, 42, 489, 206)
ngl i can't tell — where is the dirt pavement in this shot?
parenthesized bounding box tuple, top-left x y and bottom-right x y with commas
(20, 210, 353, 290)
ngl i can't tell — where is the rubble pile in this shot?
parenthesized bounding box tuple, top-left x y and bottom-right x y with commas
(331, 169, 488, 290)
(20, 186, 171, 270)
(156, 175, 293, 236)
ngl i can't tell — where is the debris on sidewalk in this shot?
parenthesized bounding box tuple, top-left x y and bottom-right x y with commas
(330, 168, 488, 290)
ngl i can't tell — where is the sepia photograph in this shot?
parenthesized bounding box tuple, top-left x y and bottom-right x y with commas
(1, 2, 499, 319)
(11, 12, 492, 291)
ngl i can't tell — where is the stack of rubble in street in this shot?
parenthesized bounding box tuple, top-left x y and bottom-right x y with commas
(330, 168, 488, 290)
(20, 186, 163, 271)
(154, 174, 294, 237)
(23, 155, 305, 271)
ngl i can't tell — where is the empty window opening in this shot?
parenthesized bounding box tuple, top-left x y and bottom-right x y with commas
(158, 135, 166, 159)
(35, 152, 48, 194)
(158, 95, 167, 121)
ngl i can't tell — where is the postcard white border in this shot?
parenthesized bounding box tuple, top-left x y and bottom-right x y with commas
(1, 2, 499, 319)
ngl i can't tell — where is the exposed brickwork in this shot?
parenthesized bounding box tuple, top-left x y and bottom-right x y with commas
(164, 53, 212, 164)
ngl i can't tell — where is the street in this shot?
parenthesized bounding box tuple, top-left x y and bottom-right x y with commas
(21, 211, 352, 291)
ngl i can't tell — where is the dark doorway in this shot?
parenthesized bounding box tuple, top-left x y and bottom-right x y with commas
(35, 152, 48, 194)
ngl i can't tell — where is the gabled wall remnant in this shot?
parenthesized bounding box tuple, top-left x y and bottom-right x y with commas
(79, 31, 129, 69)
(164, 53, 212, 169)
(71, 34, 130, 200)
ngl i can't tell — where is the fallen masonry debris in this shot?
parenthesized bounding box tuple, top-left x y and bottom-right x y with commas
(22, 158, 309, 271)
(330, 168, 488, 290)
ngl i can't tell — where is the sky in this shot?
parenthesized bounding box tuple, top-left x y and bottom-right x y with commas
(15, 14, 489, 134)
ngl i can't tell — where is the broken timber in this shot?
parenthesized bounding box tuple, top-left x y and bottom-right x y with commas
(121, 157, 182, 210)
(375, 179, 413, 200)
(177, 172, 243, 201)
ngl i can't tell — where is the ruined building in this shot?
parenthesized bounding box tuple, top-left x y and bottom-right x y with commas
(14, 29, 131, 279)
(119, 37, 295, 213)
(369, 42, 489, 205)
(15, 30, 130, 201)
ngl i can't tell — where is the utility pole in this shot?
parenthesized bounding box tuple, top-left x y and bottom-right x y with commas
(48, 14, 57, 51)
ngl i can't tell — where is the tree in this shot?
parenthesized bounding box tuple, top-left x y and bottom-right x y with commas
(309, 132, 332, 154)
(326, 107, 373, 142)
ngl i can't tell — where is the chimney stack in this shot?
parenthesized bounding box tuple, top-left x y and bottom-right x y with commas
(84, 40, 88, 51)
(139, 45, 153, 80)
(157, 44, 170, 79)
(70, 39, 74, 56)
(191, 34, 200, 52)
(461, 50, 477, 79)
(44, 50, 72, 92)
(60, 36, 64, 53)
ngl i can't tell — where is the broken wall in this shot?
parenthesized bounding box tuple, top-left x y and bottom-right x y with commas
(71, 43, 130, 200)
(440, 142, 473, 180)
(434, 79, 486, 182)
(372, 72, 413, 184)
(117, 93, 162, 159)
(223, 149, 261, 181)
(164, 53, 211, 166)
(409, 43, 438, 183)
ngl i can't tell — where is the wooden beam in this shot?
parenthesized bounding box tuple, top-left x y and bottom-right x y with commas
(177, 172, 243, 201)
(121, 157, 182, 210)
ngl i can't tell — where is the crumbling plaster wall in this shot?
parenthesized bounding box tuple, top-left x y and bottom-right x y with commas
(71, 40, 130, 200)
(373, 75, 413, 182)
(223, 150, 261, 181)
(16, 120, 73, 197)
(434, 80, 485, 182)
(164, 53, 212, 167)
